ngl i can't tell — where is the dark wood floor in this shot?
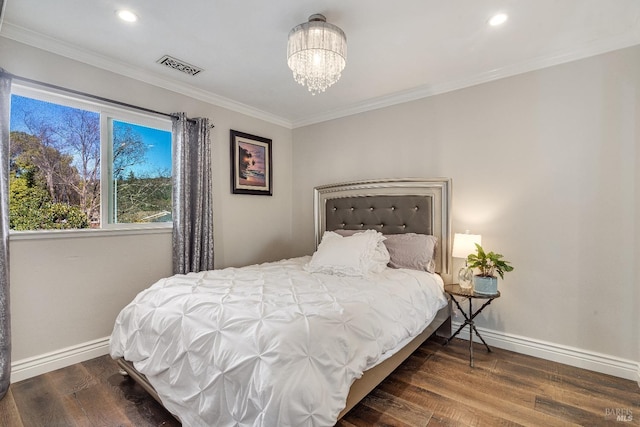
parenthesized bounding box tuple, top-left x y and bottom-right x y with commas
(1, 337, 638, 426)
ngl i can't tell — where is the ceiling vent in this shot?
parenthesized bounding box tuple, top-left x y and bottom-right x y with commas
(156, 55, 203, 76)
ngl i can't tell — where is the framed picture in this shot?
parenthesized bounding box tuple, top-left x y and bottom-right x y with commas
(230, 130, 273, 196)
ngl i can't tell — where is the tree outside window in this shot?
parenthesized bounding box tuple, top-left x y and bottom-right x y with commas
(9, 91, 172, 231)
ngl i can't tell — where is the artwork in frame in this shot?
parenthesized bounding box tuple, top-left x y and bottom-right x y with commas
(230, 130, 273, 196)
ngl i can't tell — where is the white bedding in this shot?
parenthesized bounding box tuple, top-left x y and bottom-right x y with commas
(109, 256, 447, 427)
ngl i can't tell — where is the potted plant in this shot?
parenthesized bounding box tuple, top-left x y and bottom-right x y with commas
(466, 243, 514, 295)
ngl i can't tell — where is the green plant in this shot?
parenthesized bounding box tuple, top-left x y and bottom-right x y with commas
(466, 243, 514, 279)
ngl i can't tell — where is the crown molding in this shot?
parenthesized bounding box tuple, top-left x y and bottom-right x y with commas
(0, 23, 293, 129)
(3, 21, 639, 130)
(292, 31, 640, 128)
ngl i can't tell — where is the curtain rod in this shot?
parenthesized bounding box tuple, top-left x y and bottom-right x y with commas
(1, 69, 213, 126)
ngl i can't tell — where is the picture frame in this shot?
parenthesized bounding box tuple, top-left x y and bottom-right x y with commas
(230, 130, 273, 196)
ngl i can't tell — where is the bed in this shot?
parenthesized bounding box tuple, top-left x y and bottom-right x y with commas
(110, 178, 453, 426)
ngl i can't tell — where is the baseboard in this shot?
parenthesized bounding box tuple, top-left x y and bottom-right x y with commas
(11, 337, 111, 382)
(451, 321, 639, 383)
(8, 329, 640, 387)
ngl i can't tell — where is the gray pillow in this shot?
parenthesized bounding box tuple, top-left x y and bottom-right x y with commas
(383, 233, 438, 273)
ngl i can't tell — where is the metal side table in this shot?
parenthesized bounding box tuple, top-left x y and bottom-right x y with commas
(444, 283, 500, 367)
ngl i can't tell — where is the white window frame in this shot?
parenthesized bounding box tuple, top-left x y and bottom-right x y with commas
(9, 82, 173, 238)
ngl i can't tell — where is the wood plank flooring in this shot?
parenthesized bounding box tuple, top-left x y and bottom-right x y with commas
(1, 337, 638, 426)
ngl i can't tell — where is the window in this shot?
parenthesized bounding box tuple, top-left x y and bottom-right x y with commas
(110, 120, 172, 225)
(9, 85, 172, 231)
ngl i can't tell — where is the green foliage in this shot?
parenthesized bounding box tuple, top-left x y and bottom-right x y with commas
(466, 243, 514, 279)
(9, 128, 91, 230)
(9, 172, 89, 230)
(9, 173, 49, 230)
(10, 131, 80, 206)
(46, 202, 90, 229)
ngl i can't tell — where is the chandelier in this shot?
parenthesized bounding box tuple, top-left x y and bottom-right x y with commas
(287, 14, 347, 95)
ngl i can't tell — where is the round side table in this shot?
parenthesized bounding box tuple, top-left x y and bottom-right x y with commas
(444, 283, 500, 367)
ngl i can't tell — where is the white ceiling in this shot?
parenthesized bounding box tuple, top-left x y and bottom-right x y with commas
(2, 0, 640, 128)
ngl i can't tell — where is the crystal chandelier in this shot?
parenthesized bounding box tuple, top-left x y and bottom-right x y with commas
(287, 14, 347, 95)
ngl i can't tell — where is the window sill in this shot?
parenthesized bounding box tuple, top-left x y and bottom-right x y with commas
(9, 225, 172, 241)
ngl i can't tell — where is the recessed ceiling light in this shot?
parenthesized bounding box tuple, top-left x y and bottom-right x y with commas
(117, 10, 138, 23)
(489, 13, 508, 27)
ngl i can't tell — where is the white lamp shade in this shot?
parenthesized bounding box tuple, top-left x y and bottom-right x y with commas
(452, 233, 482, 259)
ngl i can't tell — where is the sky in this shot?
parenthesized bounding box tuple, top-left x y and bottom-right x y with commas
(114, 120, 172, 177)
(10, 94, 172, 177)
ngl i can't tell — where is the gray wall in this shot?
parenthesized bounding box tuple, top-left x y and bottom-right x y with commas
(1, 37, 294, 365)
(292, 46, 640, 364)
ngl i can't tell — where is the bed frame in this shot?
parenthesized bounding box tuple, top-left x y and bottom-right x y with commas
(117, 177, 453, 421)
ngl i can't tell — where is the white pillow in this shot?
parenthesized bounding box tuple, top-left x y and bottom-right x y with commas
(305, 229, 390, 276)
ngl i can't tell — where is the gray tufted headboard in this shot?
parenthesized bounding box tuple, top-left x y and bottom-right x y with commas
(314, 178, 452, 276)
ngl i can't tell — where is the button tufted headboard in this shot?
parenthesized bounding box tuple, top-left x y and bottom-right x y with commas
(314, 178, 452, 276)
(325, 195, 433, 235)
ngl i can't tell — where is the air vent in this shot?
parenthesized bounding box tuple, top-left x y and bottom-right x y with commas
(156, 55, 203, 76)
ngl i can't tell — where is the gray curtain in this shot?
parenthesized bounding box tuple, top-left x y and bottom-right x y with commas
(172, 113, 214, 274)
(0, 71, 11, 401)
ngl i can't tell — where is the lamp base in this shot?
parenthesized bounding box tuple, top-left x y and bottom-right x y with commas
(458, 266, 473, 289)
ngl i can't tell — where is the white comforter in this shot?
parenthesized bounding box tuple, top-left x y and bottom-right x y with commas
(109, 256, 447, 427)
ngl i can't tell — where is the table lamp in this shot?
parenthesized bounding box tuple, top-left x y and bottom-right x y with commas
(452, 231, 482, 288)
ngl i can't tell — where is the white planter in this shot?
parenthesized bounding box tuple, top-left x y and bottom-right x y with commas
(473, 275, 498, 295)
